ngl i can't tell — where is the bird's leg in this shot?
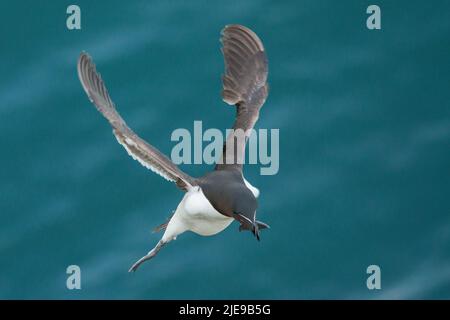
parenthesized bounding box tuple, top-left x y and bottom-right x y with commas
(130, 209, 185, 272)
(128, 240, 166, 272)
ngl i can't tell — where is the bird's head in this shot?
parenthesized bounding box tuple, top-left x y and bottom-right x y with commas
(235, 212, 259, 239)
(232, 187, 269, 240)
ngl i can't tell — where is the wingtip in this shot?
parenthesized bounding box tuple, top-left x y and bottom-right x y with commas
(77, 51, 93, 77)
(78, 51, 90, 64)
(220, 24, 264, 51)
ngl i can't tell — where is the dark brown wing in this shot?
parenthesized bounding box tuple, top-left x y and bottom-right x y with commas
(216, 25, 269, 171)
(77, 52, 195, 191)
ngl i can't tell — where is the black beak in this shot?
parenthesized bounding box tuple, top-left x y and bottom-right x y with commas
(235, 213, 269, 241)
(252, 222, 260, 241)
(238, 221, 260, 240)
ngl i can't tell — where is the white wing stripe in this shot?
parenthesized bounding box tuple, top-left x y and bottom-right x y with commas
(114, 133, 174, 182)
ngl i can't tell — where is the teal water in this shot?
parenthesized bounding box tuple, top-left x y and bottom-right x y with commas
(1, 0, 449, 299)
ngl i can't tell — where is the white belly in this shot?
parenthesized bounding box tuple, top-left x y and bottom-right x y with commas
(180, 187, 233, 236)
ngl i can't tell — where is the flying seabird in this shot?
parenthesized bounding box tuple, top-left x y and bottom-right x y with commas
(77, 25, 270, 272)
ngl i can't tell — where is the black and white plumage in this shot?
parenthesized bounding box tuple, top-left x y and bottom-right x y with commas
(77, 25, 270, 272)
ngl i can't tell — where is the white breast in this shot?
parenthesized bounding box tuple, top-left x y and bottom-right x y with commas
(180, 187, 233, 236)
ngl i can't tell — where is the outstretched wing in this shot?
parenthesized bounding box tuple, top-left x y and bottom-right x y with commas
(216, 25, 269, 171)
(77, 52, 195, 191)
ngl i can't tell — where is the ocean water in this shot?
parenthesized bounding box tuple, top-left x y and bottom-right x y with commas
(0, 0, 449, 299)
